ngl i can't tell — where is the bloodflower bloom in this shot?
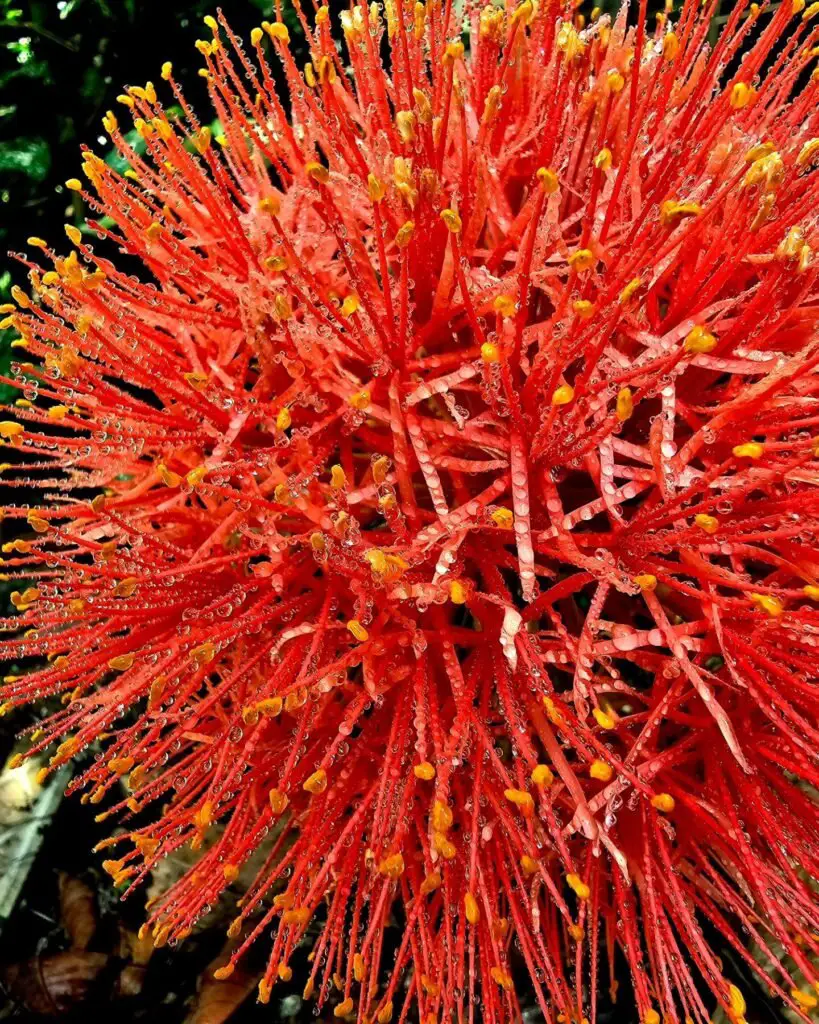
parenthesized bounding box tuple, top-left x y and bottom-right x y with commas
(3, 0, 819, 1020)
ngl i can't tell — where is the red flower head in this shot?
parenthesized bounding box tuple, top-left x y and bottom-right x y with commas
(3, 0, 819, 1020)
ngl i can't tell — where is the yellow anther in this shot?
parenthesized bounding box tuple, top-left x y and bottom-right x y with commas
(281, 905, 310, 927)
(797, 138, 819, 167)
(213, 965, 234, 981)
(511, 0, 534, 24)
(440, 208, 462, 233)
(464, 892, 480, 924)
(265, 21, 290, 42)
(660, 199, 703, 229)
(396, 110, 416, 143)
(420, 872, 442, 898)
(607, 68, 625, 92)
(803, 585, 819, 601)
(65, 178, 83, 191)
(430, 827, 460, 860)
(483, 85, 502, 122)
(114, 577, 139, 598)
(276, 407, 292, 431)
(573, 299, 595, 319)
(303, 768, 328, 794)
(793, 0, 806, 11)
(662, 31, 679, 60)
(552, 384, 575, 406)
(531, 763, 554, 786)
(264, 255, 288, 273)
(593, 707, 616, 729)
(684, 325, 717, 354)
(412, 88, 432, 124)
(778, 226, 805, 261)
(258, 195, 280, 216)
(432, 799, 453, 832)
(376, 1001, 394, 1023)
(619, 277, 642, 304)
(367, 174, 386, 203)
(272, 294, 290, 321)
(305, 161, 329, 185)
(750, 593, 783, 617)
(160, 61, 173, 80)
(615, 386, 634, 422)
(566, 873, 590, 900)
(157, 463, 181, 488)
(10, 286, 30, 308)
(493, 294, 517, 318)
(26, 512, 48, 534)
(378, 852, 405, 878)
(365, 548, 389, 575)
(222, 862, 239, 883)
(504, 788, 535, 814)
(556, 21, 585, 61)
(481, 342, 500, 364)
(491, 506, 513, 528)
(634, 573, 657, 591)
(644, 1011, 661, 1024)
(250, 27, 264, 46)
(728, 985, 746, 1017)
(269, 788, 289, 814)
(191, 641, 216, 665)
(568, 249, 595, 272)
(536, 166, 559, 193)
(334, 998, 354, 1017)
(183, 371, 209, 393)
(590, 760, 613, 781)
(743, 151, 783, 192)
(744, 141, 776, 165)
(694, 513, 719, 534)
(733, 442, 763, 459)
(651, 792, 675, 813)
(186, 465, 208, 488)
(413, 1, 426, 39)
(791, 989, 818, 1009)
(193, 126, 211, 153)
(594, 147, 613, 171)
(520, 854, 539, 875)
(331, 464, 347, 489)
(490, 966, 513, 990)
(349, 389, 371, 411)
(395, 220, 415, 247)
(413, 761, 436, 780)
(449, 580, 468, 604)
(108, 654, 135, 671)
(352, 954, 365, 982)
(730, 82, 754, 109)
(340, 294, 360, 317)
(442, 40, 464, 65)
(542, 695, 562, 723)
(347, 619, 368, 642)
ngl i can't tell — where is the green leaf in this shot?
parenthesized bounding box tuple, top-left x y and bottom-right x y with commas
(0, 137, 51, 181)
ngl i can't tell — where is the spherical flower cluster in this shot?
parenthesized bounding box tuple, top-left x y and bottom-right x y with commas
(2, 0, 819, 1021)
